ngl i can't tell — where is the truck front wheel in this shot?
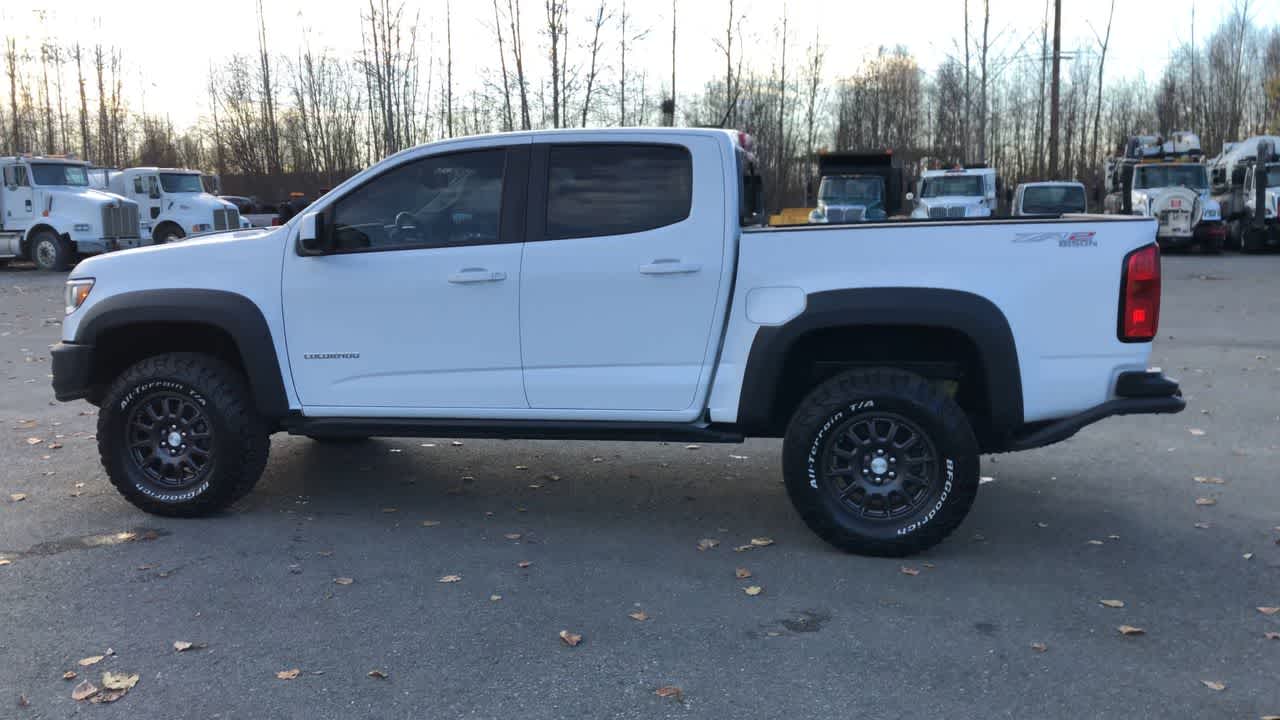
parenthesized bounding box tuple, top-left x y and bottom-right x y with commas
(782, 368, 980, 557)
(97, 352, 270, 516)
(153, 223, 185, 244)
(30, 230, 72, 271)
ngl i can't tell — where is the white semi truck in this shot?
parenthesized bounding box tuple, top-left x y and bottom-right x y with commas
(1208, 135, 1280, 251)
(1103, 132, 1224, 252)
(908, 166, 998, 219)
(106, 167, 247, 243)
(0, 155, 143, 271)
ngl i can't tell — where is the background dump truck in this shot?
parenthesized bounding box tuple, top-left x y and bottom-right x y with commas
(0, 154, 142, 271)
(806, 151, 904, 224)
(1208, 135, 1280, 252)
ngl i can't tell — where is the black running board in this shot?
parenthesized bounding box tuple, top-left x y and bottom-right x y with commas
(285, 417, 746, 444)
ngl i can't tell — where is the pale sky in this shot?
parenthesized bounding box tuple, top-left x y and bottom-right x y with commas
(4, 0, 1278, 130)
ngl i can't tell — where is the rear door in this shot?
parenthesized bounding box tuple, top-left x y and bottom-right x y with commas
(519, 135, 728, 416)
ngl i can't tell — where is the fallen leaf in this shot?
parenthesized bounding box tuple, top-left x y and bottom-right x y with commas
(1194, 476, 1226, 485)
(922, 562, 936, 569)
(439, 574, 462, 583)
(25, 437, 42, 445)
(1244, 553, 1254, 560)
(77, 656, 104, 667)
(451, 441, 464, 446)
(489, 594, 502, 602)
(9, 493, 26, 502)
(1257, 607, 1280, 616)
(1036, 522, 1049, 528)
(173, 641, 202, 652)
(655, 686, 684, 702)
(276, 668, 301, 680)
(316, 551, 334, 557)
(1087, 540, 1105, 545)
(559, 630, 582, 647)
(1100, 599, 1125, 609)
(1189, 428, 1206, 436)
(527, 483, 542, 489)
(504, 533, 522, 540)
(367, 670, 388, 680)
(101, 672, 138, 691)
(685, 444, 701, 450)
(421, 520, 440, 527)
(334, 577, 354, 586)
(516, 561, 532, 569)
(47, 442, 62, 449)
(1108, 534, 1121, 540)
(744, 585, 763, 596)
(71, 680, 98, 701)
(979, 476, 995, 484)
(1194, 522, 1212, 529)
(1195, 497, 1217, 506)
(900, 566, 920, 576)
(104, 648, 114, 656)
(735, 567, 752, 579)
(1264, 632, 1280, 640)
(1201, 680, 1226, 692)
(90, 689, 126, 704)
(696, 538, 719, 551)
(63, 670, 77, 680)
(750, 537, 774, 547)
(1030, 642, 1048, 653)
(17, 695, 28, 707)
(0, 559, 10, 566)
(733, 544, 755, 552)
(1117, 625, 1145, 636)
(628, 610, 649, 621)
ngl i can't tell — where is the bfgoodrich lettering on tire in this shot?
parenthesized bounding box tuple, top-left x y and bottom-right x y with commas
(98, 352, 269, 516)
(782, 368, 979, 556)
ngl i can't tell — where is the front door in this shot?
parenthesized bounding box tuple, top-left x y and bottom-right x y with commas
(2, 165, 34, 230)
(282, 142, 530, 412)
(519, 137, 727, 416)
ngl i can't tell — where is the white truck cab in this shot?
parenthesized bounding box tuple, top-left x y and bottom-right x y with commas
(909, 167, 997, 219)
(107, 167, 247, 243)
(1012, 181, 1087, 216)
(0, 155, 143, 271)
(1242, 162, 1279, 220)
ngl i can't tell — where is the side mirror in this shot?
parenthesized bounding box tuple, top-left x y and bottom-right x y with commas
(905, 192, 915, 202)
(297, 211, 333, 255)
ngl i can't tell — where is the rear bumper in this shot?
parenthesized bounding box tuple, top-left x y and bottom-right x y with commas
(1006, 371, 1184, 452)
(51, 342, 94, 402)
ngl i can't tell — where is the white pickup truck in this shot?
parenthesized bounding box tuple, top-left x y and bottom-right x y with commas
(51, 128, 1183, 557)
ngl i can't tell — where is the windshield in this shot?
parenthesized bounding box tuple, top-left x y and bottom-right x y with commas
(1134, 164, 1207, 190)
(819, 176, 883, 205)
(921, 175, 983, 198)
(1265, 166, 1280, 188)
(159, 173, 205, 193)
(30, 163, 89, 187)
(1022, 186, 1086, 215)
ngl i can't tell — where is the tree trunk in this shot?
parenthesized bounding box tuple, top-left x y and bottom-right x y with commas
(1048, 0, 1061, 178)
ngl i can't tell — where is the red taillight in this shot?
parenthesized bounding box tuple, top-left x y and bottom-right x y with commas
(271, 217, 282, 226)
(1119, 244, 1161, 342)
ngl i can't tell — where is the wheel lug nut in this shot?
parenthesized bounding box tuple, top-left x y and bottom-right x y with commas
(876, 449, 885, 456)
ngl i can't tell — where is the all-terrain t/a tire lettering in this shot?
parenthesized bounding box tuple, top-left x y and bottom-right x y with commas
(782, 368, 980, 557)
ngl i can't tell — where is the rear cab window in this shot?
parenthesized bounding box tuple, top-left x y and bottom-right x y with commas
(545, 144, 692, 239)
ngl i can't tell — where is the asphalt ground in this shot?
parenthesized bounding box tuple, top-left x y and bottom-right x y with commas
(1, 254, 1278, 719)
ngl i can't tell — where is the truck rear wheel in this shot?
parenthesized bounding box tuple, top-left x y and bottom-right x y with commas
(782, 368, 980, 557)
(154, 223, 185, 244)
(97, 352, 270, 516)
(30, 230, 72, 272)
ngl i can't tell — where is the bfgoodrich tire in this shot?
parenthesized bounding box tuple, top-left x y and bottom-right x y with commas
(98, 352, 270, 516)
(782, 368, 980, 557)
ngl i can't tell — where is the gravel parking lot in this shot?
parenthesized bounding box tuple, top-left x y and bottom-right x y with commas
(1, 255, 1278, 719)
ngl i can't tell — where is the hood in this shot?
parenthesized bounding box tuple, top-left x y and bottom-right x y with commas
(38, 185, 134, 207)
(164, 192, 238, 211)
(77, 225, 277, 272)
(917, 196, 984, 207)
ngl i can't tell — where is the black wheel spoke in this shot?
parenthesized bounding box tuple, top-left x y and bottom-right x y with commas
(818, 410, 940, 522)
(126, 391, 215, 493)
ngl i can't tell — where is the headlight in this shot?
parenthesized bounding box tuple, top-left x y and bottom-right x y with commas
(192, 224, 211, 232)
(73, 223, 91, 232)
(65, 279, 94, 315)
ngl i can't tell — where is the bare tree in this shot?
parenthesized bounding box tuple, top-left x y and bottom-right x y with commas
(507, 0, 532, 129)
(74, 44, 90, 159)
(1048, 0, 1061, 177)
(256, 0, 282, 175)
(1088, 0, 1115, 185)
(579, 0, 609, 127)
(544, 0, 568, 128)
(492, 0, 515, 131)
(5, 38, 19, 152)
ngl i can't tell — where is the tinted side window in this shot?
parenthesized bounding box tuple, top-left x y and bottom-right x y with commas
(546, 144, 692, 240)
(329, 149, 505, 251)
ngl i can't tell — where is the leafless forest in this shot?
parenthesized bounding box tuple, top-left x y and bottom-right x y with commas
(3, 0, 1279, 207)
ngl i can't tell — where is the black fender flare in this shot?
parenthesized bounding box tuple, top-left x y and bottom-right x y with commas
(735, 287, 1024, 443)
(73, 289, 291, 418)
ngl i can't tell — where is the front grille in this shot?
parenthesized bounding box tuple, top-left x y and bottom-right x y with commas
(212, 208, 241, 231)
(928, 206, 967, 219)
(828, 207, 866, 223)
(948, 206, 966, 218)
(101, 203, 140, 239)
(928, 207, 947, 219)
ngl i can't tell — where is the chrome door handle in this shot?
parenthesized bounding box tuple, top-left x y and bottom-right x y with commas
(448, 268, 507, 284)
(639, 259, 702, 275)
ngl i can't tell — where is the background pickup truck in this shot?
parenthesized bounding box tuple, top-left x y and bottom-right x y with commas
(51, 128, 1184, 557)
